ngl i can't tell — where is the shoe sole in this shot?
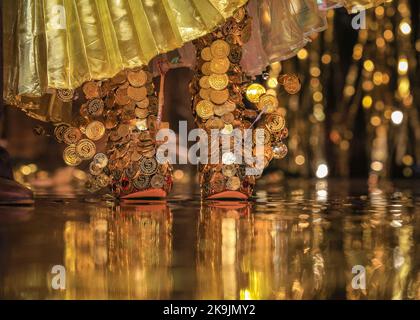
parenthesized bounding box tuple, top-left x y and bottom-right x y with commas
(206, 191, 248, 200)
(121, 188, 167, 200)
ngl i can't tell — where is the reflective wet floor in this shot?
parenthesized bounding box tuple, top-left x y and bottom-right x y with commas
(0, 179, 419, 300)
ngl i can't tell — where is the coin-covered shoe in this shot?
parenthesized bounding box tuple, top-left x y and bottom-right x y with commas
(54, 67, 173, 199)
(190, 8, 290, 200)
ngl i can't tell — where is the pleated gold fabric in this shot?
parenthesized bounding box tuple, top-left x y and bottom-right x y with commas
(2, 0, 247, 122)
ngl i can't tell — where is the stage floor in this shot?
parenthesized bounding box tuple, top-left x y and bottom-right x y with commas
(0, 179, 419, 300)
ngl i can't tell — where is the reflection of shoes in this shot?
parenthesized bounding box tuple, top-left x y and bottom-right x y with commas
(0, 177, 34, 205)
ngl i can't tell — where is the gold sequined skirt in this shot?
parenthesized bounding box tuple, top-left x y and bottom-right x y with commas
(2, 0, 248, 122)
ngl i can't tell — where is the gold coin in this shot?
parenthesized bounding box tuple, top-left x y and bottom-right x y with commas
(265, 113, 286, 133)
(222, 164, 237, 177)
(139, 157, 158, 175)
(85, 121, 105, 141)
(210, 40, 230, 59)
(150, 174, 164, 189)
(89, 162, 103, 176)
(93, 153, 108, 168)
(210, 58, 230, 74)
(221, 124, 234, 135)
(133, 175, 151, 190)
(253, 128, 272, 146)
(117, 124, 130, 137)
(222, 112, 235, 124)
(111, 71, 127, 84)
(199, 88, 211, 100)
(127, 69, 147, 87)
(226, 176, 241, 191)
(83, 81, 100, 99)
(196, 100, 214, 120)
(214, 104, 227, 116)
(210, 89, 229, 104)
(57, 89, 74, 102)
(136, 97, 150, 109)
(258, 94, 278, 113)
(199, 76, 211, 89)
(63, 127, 82, 145)
(208, 74, 229, 90)
(246, 83, 266, 103)
(87, 98, 104, 116)
(115, 88, 131, 105)
(127, 86, 147, 101)
(283, 74, 301, 94)
(136, 119, 148, 131)
(63, 146, 82, 167)
(201, 47, 213, 61)
(210, 172, 225, 193)
(54, 123, 70, 143)
(76, 139, 96, 160)
(224, 100, 236, 113)
(228, 45, 242, 64)
(135, 107, 149, 119)
(201, 62, 211, 75)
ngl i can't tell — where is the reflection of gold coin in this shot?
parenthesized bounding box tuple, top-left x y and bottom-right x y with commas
(63, 127, 82, 145)
(57, 89, 74, 102)
(54, 123, 70, 143)
(127, 69, 147, 87)
(199, 76, 211, 89)
(76, 139, 96, 160)
(210, 58, 230, 74)
(258, 94, 278, 113)
(85, 121, 105, 141)
(150, 174, 164, 189)
(201, 62, 211, 75)
(196, 100, 214, 119)
(209, 74, 229, 90)
(127, 86, 147, 101)
(210, 89, 229, 104)
(211, 40, 230, 58)
(265, 113, 286, 133)
(283, 74, 301, 94)
(201, 47, 213, 61)
(246, 83, 266, 103)
(226, 176, 240, 190)
(63, 146, 82, 167)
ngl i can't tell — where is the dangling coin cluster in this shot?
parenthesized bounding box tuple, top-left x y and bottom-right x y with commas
(54, 67, 173, 196)
(191, 7, 291, 198)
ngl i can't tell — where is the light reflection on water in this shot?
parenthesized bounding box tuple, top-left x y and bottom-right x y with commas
(0, 179, 419, 300)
